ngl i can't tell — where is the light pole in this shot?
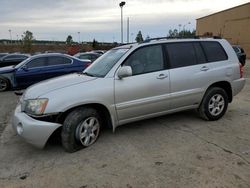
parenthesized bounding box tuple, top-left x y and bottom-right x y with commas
(8, 29, 12, 44)
(130, 32, 134, 43)
(119, 1, 126, 44)
(182, 22, 191, 38)
(178, 24, 182, 36)
(77, 32, 80, 44)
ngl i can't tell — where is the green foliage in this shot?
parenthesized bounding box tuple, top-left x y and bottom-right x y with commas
(168, 29, 179, 38)
(92, 39, 98, 49)
(66, 35, 73, 45)
(135, 31, 144, 43)
(167, 29, 196, 38)
(22, 31, 35, 53)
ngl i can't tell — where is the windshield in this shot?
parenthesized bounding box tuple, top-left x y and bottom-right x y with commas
(14, 57, 31, 68)
(83, 48, 129, 77)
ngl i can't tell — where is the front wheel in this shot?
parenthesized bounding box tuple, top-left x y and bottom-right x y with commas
(198, 87, 228, 121)
(0, 77, 10, 92)
(61, 107, 101, 152)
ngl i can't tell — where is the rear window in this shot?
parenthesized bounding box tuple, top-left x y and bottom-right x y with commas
(201, 42, 228, 62)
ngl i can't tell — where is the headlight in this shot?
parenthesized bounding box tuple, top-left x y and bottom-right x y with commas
(23, 98, 48, 116)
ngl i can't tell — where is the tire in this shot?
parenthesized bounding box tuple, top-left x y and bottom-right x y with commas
(198, 87, 228, 121)
(61, 107, 101, 153)
(0, 77, 10, 92)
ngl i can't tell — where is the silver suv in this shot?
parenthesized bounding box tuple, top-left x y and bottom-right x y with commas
(13, 38, 245, 152)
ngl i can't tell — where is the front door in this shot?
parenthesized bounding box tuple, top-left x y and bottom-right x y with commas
(15, 57, 47, 88)
(114, 44, 170, 124)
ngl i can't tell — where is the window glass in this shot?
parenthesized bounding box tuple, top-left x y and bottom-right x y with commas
(26, 57, 47, 68)
(79, 54, 91, 60)
(201, 42, 228, 62)
(15, 55, 27, 59)
(84, 48, 129, 77)
(4, 55, 27, 60)
(123, 45, 164, 75)
(4, 55, 17, 60)
(47, 56, 71, 66)
(166, 43, 197, 68)
(193, 43, 207, 64)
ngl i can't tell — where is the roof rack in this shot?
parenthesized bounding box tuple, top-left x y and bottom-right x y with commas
(142, 36, 222, 43)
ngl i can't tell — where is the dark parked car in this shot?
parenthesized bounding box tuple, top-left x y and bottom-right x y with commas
(0, 54, 30, 68)
(0, 53, 91, 91)
(74, 52, 101, 62)
(232, 45, 246, 66)
(0, 53, 9, 59)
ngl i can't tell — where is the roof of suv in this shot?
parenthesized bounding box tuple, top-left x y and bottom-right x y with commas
(115, 38, 225, 50)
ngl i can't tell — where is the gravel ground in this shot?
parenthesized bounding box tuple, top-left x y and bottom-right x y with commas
(0, 60, 250, 188)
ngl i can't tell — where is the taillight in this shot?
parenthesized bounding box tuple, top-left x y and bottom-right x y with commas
(85, 63, 92, 67)
(239, 63, 243, 78)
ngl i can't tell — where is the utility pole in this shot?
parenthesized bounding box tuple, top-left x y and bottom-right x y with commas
(78, 32, 80, 44)
(8, 29, 12, 44)
(127, 17, 129, 43)
(119, 1, 126, 44)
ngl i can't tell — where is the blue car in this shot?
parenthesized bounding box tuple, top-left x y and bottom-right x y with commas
(0, 53, 91, 91)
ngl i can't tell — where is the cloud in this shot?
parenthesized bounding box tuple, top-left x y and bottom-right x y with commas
(0, 0, 249, 41)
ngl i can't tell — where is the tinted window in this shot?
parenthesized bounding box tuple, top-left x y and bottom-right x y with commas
(47, 56, 71, 66)
(123, 45, 164, 75)
(201, 42, 227, 62)
(26, 57, 47, 68)
(166, 42, 197, 68)
(4, 55, 27, 60)
(15, 55, 27, 59)
(232, 46, 240, 53)
(193, 43, 207, 64)
(4, 55, 17, 60)
(79, 54, 91, 60)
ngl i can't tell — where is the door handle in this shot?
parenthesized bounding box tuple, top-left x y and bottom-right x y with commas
(157, 74, 168, 79)
(200, 66, 209, 71)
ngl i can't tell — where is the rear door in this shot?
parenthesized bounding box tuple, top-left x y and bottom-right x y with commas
(42, 56, 73, 79)
(115, 44, 171, 123)
(165, 42, 213, 109)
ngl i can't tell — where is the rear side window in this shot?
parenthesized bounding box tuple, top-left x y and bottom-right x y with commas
(201, 42, 228, 62)
(165, 43, 197, 68)
(47, 56, 71, 66)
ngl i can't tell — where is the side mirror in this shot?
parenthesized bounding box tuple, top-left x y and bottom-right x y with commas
(117, 66, 132, 79)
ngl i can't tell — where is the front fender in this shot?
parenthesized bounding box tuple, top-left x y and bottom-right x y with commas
(0, 73, 15, 87)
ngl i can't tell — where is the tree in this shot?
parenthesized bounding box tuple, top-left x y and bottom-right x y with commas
(92, 39, 98, 49)
(167, 29, 179, 38)
(135, 31, 144, 43)
(22, 30, 35, 53)
(66, 35, 73, 45)
(178, 29, 196, 38)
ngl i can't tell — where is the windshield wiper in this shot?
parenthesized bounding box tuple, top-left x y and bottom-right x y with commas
(82, 72, 95, 77)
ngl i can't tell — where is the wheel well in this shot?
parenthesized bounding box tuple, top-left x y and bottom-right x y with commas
(207, 81, 232, 102)
(57, 103, 113, 129)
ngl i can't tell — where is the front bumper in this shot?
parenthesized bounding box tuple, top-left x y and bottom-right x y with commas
(232, 78, 246, 96)
(12, 105, 62, 148)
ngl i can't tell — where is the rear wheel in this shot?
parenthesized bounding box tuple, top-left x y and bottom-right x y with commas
(0, 77, 10, 92)
(61, 107, 101, 152)
(198, 87, 228, 121)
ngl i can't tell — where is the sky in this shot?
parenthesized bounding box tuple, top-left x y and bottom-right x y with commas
(0, 0, 249, 42)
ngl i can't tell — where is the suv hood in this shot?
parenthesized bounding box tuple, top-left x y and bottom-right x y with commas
(24, 73, 97, 99)
(0, 65, 16, 74)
